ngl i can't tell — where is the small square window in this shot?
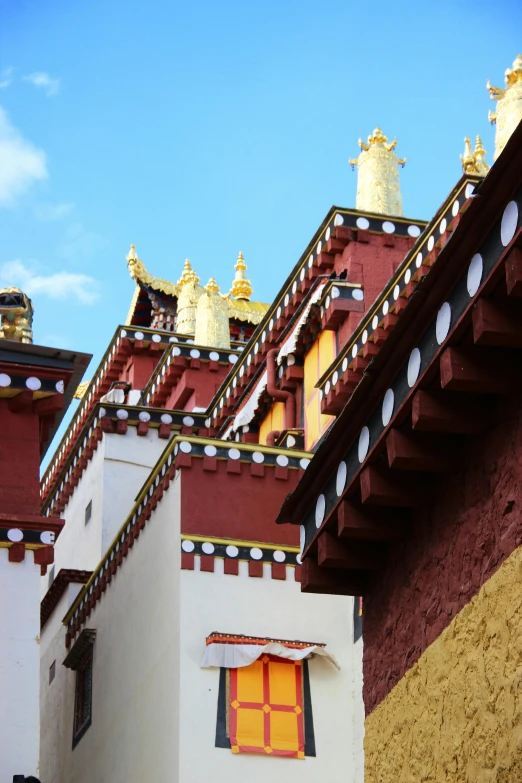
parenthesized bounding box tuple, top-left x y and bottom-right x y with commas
(49, 660, 56, 685)
(84, 501, 92, 526)
(73, 650, 93, 747)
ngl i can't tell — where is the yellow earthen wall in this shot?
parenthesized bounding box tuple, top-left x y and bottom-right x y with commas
(258, 401, 285, 445)
(303, 330, 335, 450)
(365, 543, 522, 783)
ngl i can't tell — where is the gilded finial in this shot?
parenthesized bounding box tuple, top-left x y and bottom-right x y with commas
(487, 54, 522, 160)
(178, 258, 200, 287)
(460, 135, 490, 176)
(195, 278, 231, 349)
(230, 251, 253, 300)
(126, 243, 138, 262)
(349, 128, 405, 216)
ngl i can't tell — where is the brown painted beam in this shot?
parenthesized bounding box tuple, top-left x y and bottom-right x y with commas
(472, 298, 522, 347)
(337, 500, 408, 541)
(505, 247, 522, 297)
(317, 530, 382, 570)
(300, 556, 365, 596)
(440, 346, 521, 394)
(360, 465, 432, 507)
(412, 390, 489, 434)
(34, 393, 64, 416)
(8, 390, 33, 413)
(386, 428, 460, 472)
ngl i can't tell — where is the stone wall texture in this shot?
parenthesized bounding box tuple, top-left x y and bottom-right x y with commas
(363, 394, 522, 713)
(365, 543, 522, 783)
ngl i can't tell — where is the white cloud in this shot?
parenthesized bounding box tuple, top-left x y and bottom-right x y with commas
(24, 71, 60, 97)
(0, 67, 14, 89)
(0, 260, 100, 305)
(35, 202, 74, 222)
(59, 221, 105, 261)
(0, 106, 47, 206)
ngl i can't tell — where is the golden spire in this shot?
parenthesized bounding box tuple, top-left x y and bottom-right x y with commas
(195, 278, 231, 349)
(487, 54, 522, 160)
(175, 259, 203, 335)
(349, 127, 406, 216)
(177, 258, 199, 287)
(460, 135, 490, 176)
(229, 251, 253, 300)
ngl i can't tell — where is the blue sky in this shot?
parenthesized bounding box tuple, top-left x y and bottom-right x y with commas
(1, 0, 521, 464)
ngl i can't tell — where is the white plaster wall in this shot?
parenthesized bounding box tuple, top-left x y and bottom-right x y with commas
(101, 428, 169, 552)
(40, 583, 84, 783)
(0, 548, 41, 780)
(179, 565, 364, 783)
(40, 475, 182, 783)
(43, 428, 170, 598)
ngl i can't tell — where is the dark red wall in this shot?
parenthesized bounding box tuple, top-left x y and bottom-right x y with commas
(0, 399, 41, 515)
(363, 392, 522, 714)
(180, 459, 300, 546)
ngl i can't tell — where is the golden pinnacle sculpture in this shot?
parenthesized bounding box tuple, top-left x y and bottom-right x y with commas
(175, 259, 203, 335)
(460, 135, 490, 176)
(195, 278, 231, 349)
(349, 127, 406, 217)
(230, 251, 253, 300)
(487, 54, 522, 160)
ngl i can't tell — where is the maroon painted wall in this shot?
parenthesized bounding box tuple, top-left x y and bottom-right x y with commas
(180, 459, 300, 546)
(0, 399, 41, 515)
(363, 392, 522, 714)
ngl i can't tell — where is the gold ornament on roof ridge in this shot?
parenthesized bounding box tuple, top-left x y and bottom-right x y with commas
(178, 258, 200, 287)
(460, 135, 490, 176)
(487, 54, 522, 160)
(126, 244, 180, 297)
(349, 127, 406, 217)
(195, 277, 231, 349)
(230, 251, 253, 300)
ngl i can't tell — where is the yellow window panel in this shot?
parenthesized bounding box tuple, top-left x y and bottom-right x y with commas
(269, 661, 297, 706)
(236, 659, 264, 703)
(236, 708, 265, 748)
(258, 401, 285, 445)
(270, 710, 299, 752)
(304, 329, 336, 450)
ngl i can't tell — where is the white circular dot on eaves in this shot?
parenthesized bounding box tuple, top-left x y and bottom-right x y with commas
(26, 377, 41, 391)
(408, 225, 421, 237)
(252, 451, 264, 464)
(407, 347, 421, 387)
(467, 253, 483, 297)
(273, 550, 286, 563)
(352, 289, 364, 301)
(315, 494, 326, 528)
(183, 416, 195, 427)
(358, 426, 370, 463)
(202, 542, 215, 555)
(435, 302, 452, 345)
(182, 540, 195, 553)
(356, 217, 370, 230)
(382, 388, 395, 426)
(139, 411, 150, 423)
(382, 221, 395, 234)
(427, 236, 435, 252)
(7, 528, 23, 542)
(336, 461, 347, 496)
(299, 525, 306, 556)
(228, 448, 241, 460)
(300, 458, 310, 470)
(226, 545, 239, 557)
(276, 454, 289, 467)
(501, 201, 519, 247)
(179, 441, 192, 454)
(0, 373, 11, 387)
(250, 547, 263, 560)
(161, 413, 173, 424)
(204, 445, 217, 457)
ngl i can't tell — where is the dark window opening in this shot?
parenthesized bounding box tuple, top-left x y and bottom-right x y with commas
(72, 649, 93, 747)
(48, 565, 55, 588)
(84, 501, 92, 526)
(49, 660, 56, 685)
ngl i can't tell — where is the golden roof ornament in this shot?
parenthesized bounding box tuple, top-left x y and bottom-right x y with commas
(349, 127, 406, 217)
(460, 135, 490, 176)
(175, 259, 203, 335)
(487, 54, 522, 160)
(229, 251, 253, 300)
(195, 278, 231, 349)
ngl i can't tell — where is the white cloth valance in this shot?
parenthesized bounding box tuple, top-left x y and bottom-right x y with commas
(201, 641, 339, 670)
(277, 282, 327, 364)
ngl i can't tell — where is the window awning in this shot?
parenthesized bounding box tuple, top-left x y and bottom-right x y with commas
(201, 632, 340, 670)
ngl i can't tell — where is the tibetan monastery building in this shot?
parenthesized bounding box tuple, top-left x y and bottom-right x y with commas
(37, 52, 522, 782)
